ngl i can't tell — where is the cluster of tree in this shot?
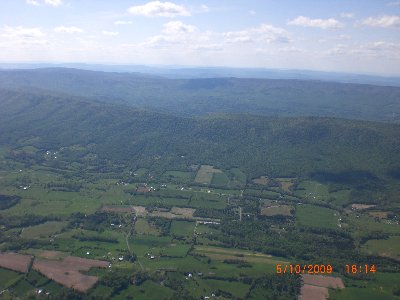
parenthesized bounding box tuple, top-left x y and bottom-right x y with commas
(0, 194, 20, 210)
(245, 273, 301, 299)
(99, 271, 131, 296)
(0, 214, 59, 228)
(46, 181, 83, 192)
(72, 234, 118, 244)
(68, 212, 115, 232)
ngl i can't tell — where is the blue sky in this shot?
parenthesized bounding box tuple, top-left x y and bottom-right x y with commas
(0, 0, 399, 75)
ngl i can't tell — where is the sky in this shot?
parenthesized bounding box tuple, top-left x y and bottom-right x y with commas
(0, 0, 399, 75)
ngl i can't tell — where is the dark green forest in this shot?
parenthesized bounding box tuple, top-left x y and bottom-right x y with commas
(1, 88, 400, 182)
(1, 68, 400, 122)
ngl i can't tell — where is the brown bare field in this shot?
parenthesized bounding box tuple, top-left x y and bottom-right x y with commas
(261, 205, 293, 216)
(194, 165, 222, 184)
(101, 205, 135, 213)
(170, 207, 196, 218)
(0, 252, 33, 273)
(149, 207, 196, 219)
(26, 249, 67, 260)
(369, 211, 389, 219)
(33, 256, 108, 292)
(302, 274, 345, 289)
(252, 176, 269, 185)
(132, 205, 147, 216)
(299, 284, 328, 300)
(136, 186, 151, 193)
(276, 178, 295, 193)
(351, 204, 376, 210)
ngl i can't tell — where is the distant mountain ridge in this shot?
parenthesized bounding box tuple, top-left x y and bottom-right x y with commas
(1, 63, 400, 86)
(0, 68, 399, 123)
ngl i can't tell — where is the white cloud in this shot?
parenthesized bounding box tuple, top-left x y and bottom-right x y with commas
(327, 41, 400, 58)
(249, 10, 256, 15)
(44, 0, 62, 6)
(114, 21, 132, 25)
(2, 26, 45, 39)
(26, 0, 40, 6)
(288, 16, 343, 29)
(191, 44, 222, 51)
(337, 34, 352, 40)
(102, 31, 119, 36)
(143, 21, 199, 47)
(224, 24, 291, 44)
(200, 4, 209, 12)
(340, 12, 354, 19)
(128, 1, 190, 18)
(54, 26, 84, 34)
(387, 1, 400, 6)
(162, 21, 197, 34)
(361, 15, 400, 28)
(1, 26, 46, 45)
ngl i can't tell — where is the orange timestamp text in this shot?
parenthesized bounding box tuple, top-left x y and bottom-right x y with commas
(276, 264, 333, 275)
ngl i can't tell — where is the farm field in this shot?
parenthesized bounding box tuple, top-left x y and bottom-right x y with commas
(261, 205, 293, 216)
(361, 236, 400, 261)
(194, 165, 222, 185)
(20, 221, 67, 239)
(0, 143, 398, 299)
(296, 205, 339, 229)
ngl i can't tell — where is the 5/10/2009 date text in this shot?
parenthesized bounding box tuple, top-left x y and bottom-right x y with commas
(276, 264, 333, 274)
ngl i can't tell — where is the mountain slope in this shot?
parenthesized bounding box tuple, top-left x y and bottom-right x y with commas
(1, 88, 400, 182)
(0, 68, 400, 122)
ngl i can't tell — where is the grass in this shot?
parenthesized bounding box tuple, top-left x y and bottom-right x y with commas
(194, 165, 222, 185)
(0, 268, 22, 289)
(348, 214, 400, 237)
(361, 236, 400, 260)
(296, 205, 339, 229)
(20, 221, 67, 239)
(10, 279, 34, 298)
(88, 284, 113, 299)
(228, 168, 247, 187)
(192, 245, 288, 265)
(133, 168, 148, 177)
(183, 277, 250, 299)
(330, 272, 400, 300)
(114, 280, 174, 300)
(130, 235, 172, 257)
(294, 180, 330, 203)
(261, 205, 293, 216)
(163, 170, 192, 181)
(170, 220, 195, 237)
(211, 172, 230, 187)
(161, 244, 191, 257)
(135, 218, 159, 236)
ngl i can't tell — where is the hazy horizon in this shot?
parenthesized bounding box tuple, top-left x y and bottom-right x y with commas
(1, 1, 400, 76)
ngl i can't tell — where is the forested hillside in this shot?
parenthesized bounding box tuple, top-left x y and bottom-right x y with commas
(1, 68, 400, 122)
(1, 88, 400, 182)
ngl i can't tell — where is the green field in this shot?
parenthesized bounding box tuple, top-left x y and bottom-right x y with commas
(170, 220, 195, 237)
(134, 218, 160, 236)
(20, 221, 67, 239)
(194, 165, 222, 185)
(114, 281, 174, 300)
(361, 236, 400, 261)
(0, 268, 22, 290)
(163, 170, 192, 181)
(296, 205, 339, 229)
